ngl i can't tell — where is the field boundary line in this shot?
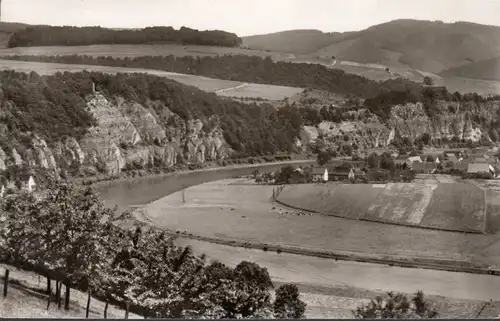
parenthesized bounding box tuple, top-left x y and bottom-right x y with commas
(274, 189, 484, 235)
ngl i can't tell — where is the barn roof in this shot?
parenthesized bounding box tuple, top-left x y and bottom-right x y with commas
(311, 167, 327, 175)
(467, 163, 491, 173)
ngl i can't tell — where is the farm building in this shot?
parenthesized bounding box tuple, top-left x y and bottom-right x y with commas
(411, 162, 438, 174)
(453, 161, 470, 172)
(407, 156, 423, 165)
(289, 168, 306, 184)
(467, 163, 496, 178)
(445, 153, 460, 163)
(328, 165, 356, 180)
(311, 167, 328, 182)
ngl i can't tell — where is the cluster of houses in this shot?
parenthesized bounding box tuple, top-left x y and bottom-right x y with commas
(0, 175, 36, 198)
(307, 148, 500, 183)
(402, 149, 498, 178)
(308, 160, 366, 183)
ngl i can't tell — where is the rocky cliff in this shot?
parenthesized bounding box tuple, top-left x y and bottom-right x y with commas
(0, 91, 232, 181)
(297, 99, 500, 153)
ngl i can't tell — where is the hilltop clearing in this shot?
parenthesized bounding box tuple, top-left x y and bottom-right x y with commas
(243, 19, 500, 74)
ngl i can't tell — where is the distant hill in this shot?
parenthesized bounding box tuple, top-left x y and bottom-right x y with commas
(242, 19, 500, 73)
(0, 22, 31, 48)
(439, 56, 500, 81)
(242, 29, 347, 54)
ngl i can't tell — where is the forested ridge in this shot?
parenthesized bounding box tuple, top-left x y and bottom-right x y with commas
(0, 69, 302, 164)
(7, 26, 242, 48)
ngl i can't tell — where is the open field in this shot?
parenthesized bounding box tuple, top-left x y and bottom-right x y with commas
(276, 183, 383, 220)
(277, 181, 487, 233)
(0, 264, 139, 319)
(421, 183, 486, 232)
(0, 44, 289, 59)
(176, 238, 498, 318)
(364, 183, 436, 227)
(0, 59, 304, 101)
(1, 44, 498, 95)
(133, 178, 500, 267)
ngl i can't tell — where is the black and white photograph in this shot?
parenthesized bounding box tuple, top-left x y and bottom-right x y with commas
(0, 0, 500, 318)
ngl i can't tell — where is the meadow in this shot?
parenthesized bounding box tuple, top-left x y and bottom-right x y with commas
(137, 178, 500, 268)
(277, 181, 487, 233)
(0, 59, 304, 101)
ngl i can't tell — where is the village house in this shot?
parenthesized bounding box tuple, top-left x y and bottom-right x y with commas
(467, 163, 496, 178)
(25, 175, 36, 193)
(311, 167, 328, 182)
(411, 162, 438, 174)
(453, 161, 470, 172)
(328, 165, 356, 180)
(407, 156, 423, 167)
(289, 168, 306, 184)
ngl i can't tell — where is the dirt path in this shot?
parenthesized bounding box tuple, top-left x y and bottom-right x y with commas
(215, 83, 248, 93)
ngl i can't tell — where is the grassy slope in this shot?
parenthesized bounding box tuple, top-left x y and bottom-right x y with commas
(0, 264, 140, 318)
(440, 56, 500, 82)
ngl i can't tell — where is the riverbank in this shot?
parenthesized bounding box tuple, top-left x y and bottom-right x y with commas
(81, 158, 314, 190)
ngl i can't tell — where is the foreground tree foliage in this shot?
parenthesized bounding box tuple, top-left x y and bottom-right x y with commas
(8, 26, 242, 48)
(0, 182, 306, 318)
(353, 291, 438, 319)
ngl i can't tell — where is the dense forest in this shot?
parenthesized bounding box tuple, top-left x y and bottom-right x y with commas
(4, 54, 417, 98)
(7, 26, 242, 48)
(0, 70, 302, 160)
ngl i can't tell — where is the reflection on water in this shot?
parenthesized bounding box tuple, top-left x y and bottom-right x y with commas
(96, 162, 313, 213)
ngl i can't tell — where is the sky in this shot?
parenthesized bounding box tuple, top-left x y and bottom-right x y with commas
(2, 0, 500, 36)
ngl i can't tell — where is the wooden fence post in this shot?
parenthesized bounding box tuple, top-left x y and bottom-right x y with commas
(3, 269, 9, 297)
(104, 301, 109, 319)
(64, 280, 70, 311)
(85, 289, 91, 318)
(56, 281, 61, 309)
(46, 276, 51, 294)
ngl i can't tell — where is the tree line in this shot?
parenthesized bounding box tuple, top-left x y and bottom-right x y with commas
(0, 181, 307, 318)
(6, 55, 498, 123)
(7, 26, 242, 48)
(5, 54, 405, 98)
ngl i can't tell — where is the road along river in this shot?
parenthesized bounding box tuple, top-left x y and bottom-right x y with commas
(96, 162, 500, 307)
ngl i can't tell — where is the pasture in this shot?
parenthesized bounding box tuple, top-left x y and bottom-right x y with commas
(0, 59, 304, 101)
(420, 183, 486, 233)
(277, 183, 383, 220)
(278, 181, 487, 233)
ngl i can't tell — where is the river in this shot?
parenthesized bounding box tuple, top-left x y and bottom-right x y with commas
(96, 161, 500, 302)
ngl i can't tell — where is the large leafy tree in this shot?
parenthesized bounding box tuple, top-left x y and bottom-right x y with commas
(273, 284, 306, 319)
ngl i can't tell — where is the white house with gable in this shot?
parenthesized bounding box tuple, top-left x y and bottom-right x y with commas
(26, 175, 36, 193)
